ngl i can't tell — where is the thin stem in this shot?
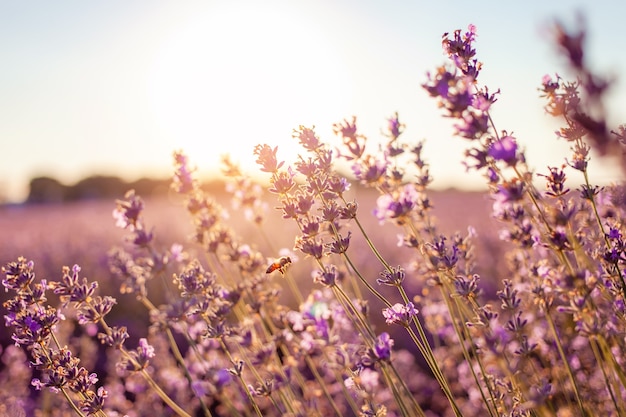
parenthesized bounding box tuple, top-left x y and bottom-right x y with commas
(304, 354, 344, 417)
(91, 307, 192, 417)
(582, 169, 626, 299)
(443, 289, 499, 417)
(399, 322, 462, 417)
(341, 251, 391, 308)
(139, 368, 193, 417)
(381, 360, 427, 417)
(59, 387, 89, 417)
(217, 339, 264, 417)
(543, 310, 589, 417)
(378, 363, 411, 417)
(350, 212, 392, 272)
(163, 326, 213, 417)
(139, 297, 212, 417)
(589, 337, 623, 416)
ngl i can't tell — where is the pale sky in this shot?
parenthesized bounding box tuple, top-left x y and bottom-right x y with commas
(1, 0, 625, 202)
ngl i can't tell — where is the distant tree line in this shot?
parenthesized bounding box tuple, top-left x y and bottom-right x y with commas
(25, 175, 225, 204)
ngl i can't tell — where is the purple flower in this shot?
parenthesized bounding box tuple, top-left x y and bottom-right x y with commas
(494, 179, 526, 204)
(108, 247, 152, 297)
(281, 200, 299, 219)
(488, 135, 519, 166)
(373, 184, 419, 224)
(539, 165, 570, 197)
(425, 235, 461, 270)
(454, 111, 490, 140)
(53, 264, 98, 306)
(315, 149, 334, 173)
(382, 302, 418, 326)
(293, 125, 323, 151)
(113, 190, 144, 230)
(254, 144, 284, 173)
(568, 142, 590, 171)
(301, 217, 321, 237)
(306, 175, 329, 195)
(214, 368, 233, 390)
(443, 25, 479, 77)
(321, 200, 340, 223)
(340, 201, 358, 220)
(334, 117, 365, 160)
(326, 232, 351, 254)
(454, 274, 480, 298)
(2, 257, 36, 292)
(172, 151, 196, 194)
(497, 280, 522, 311)
(377, 266, 406, 287)
(169, 243, 185, 262)
(131, 228, 154, 247)
(547, 227, 571, 250)
(98, 325, 130, 348)
(77, 296, 116, 324)
(486, 167, 499, 183)
(135, 338, 155, 369)
(327, 175, 351, 196)
(80, 386, 108, 415)
(295, 192, 315, 215)
(6, 302, 60, 347)
(269, 167, 296, 195)
(472, 88, 498, 112)
(295, 157, 318, 177)
(541, 74, 560, 95)
(385, 112, 404, 140)
(295, 237, 324, 260)
(352, 156, 387, 184)
(313, 266, 338, 287)
(334, 117, 358, 140)
(373, 332, 394, 360)
(464, 147, 490, 171)
(299, 332, 319, 354)
(29, 345, 103, 409)
(174, 261, 215, 298)
(505, 311, 527, 333)
(607, 227, 622, 240)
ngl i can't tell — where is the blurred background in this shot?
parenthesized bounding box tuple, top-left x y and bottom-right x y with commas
(1, 0, 626, 204)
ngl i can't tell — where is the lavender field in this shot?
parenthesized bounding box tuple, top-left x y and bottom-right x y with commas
(0, 189, 501, 343)
(2, 22, 626, 417)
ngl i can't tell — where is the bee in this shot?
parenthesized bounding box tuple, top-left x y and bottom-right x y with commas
(266, 256, 292, 275)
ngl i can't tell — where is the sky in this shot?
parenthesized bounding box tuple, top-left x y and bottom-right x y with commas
(1, 0, 626, 202)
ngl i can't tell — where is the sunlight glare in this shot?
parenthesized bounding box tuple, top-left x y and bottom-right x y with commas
(149, 4, 351, 176)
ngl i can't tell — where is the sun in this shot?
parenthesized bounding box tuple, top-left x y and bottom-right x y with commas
(148, 3, 352, 176)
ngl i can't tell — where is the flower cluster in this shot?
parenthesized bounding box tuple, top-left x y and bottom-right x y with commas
(2, 258, 107, 416)
(2, 20, 626, 417)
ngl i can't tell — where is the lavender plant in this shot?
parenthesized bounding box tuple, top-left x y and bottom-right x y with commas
(2, 21, 626, 417)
